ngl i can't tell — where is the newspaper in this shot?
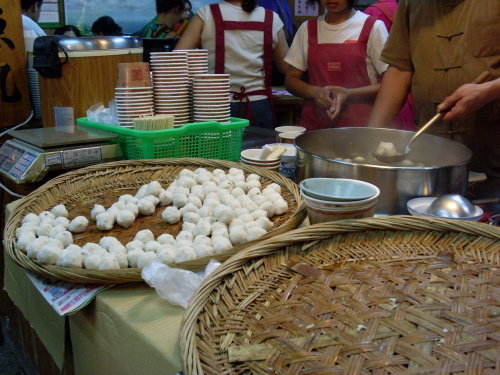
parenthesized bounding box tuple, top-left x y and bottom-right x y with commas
(25, 271, 115, 316)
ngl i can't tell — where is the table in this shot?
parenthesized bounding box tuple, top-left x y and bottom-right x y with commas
(4, 201, 185, 375)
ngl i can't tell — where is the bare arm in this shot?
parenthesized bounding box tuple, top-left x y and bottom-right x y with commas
(368, 66, 413, 128)
(174, 14, 204, 50)
(273, 29, 290, 75)
(438, 77, 500, 122)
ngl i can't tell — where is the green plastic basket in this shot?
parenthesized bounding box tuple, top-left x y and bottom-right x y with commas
(77, 117, 249, 161)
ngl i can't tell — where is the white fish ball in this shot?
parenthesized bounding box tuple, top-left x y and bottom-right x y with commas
(98, 254, 120, 270)
(180, 169, 195, 178)
(134, 184, 149, 199)
(117, 210, 136, 228)
(144, 240, 162, 253)
(231, 187, 245, 199)
(99, 236, 121, 250)
(127, 249, 145, 268)
(193, 235, 212, 247)
(251, 209, 269, 221)
(146, 181, 163, 197)
(194, 244, 214, 258)
(180, 202, 199, 216)
(67, 215, 87, 234)
(108, 243, 127, 255)
(53, 216, 70, 229)
(158, 190, 173, 206)
(126, 240, 145, 251)
(137, 198, 155, 216)
(25, 236, 49, 256)
(173, 193, 188, 209)
(49, 224, 66, 238)
(157, 234, 175, 245)
(107, 206, 121, 220)
(60, 249, 83, 269)
(37, 223, 53, 237)
(273, 198, 289, 215)
(259, 202, 275, 218)
(96, 212, 114, 231)
(85, 254, 103, 270)
(136, 252, 157, 268)
(256, 216, 274, 231)
(144, 195, 160, 206)
(213, 204, 234, 225)
(123, 203, 139, 217)
(212, 236, 233, 254)
(247, 180, 261, 190)
(22, 213, 41, 225)
(16, 232, 36, 252)
(47, 238, 64, 249)
(118, 194, 135, 203)
(91, 204, 106, 220)
(37, 245, 61, 265)
(162, 206, 181, 224)
(193, 220, 212, 237)
(197, 206, 213, 218)
(39, 211, 55, 221)
(246, 226, 267, 242)
(50, 204, 69, 218)
(82, 242, 103, 252)
(55, 231, 73, 247)
(174, 246, 196, 263)
(135, 229, 155, 243)
(111, 201, 126, 210)
(157, 246, 176, 265)
(229, 225, 247, 246)
(114, 252, 129, 269)
(182, 222, 196, 232)
(183, 212, 201, 224)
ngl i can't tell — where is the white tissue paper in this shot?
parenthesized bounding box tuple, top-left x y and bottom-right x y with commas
(141, 258, 221, 308)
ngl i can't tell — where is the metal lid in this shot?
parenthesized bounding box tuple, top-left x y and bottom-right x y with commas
(58, 36, 143, 51)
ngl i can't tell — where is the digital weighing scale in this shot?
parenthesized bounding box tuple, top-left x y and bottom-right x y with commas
(0, 126, 124, 184)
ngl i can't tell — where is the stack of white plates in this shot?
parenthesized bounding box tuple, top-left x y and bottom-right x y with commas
(114, 87, 154, 127)
(176, 49, 209, 122)
(192, 74, 231, 124)
(150, 51, 190, 127)
(27, 68, 41, 117)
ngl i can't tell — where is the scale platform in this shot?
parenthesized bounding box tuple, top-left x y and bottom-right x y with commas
(0, 126, 124, 184)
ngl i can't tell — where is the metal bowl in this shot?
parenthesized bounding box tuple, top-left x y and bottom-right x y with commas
(294, 128, 472, 215)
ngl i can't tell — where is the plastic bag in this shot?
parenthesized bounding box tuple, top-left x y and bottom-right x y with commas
(141, 258, 221, 308)
(86, 102, 118, 125)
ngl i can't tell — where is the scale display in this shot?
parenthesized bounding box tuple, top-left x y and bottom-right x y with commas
(0, 141, 41, 182)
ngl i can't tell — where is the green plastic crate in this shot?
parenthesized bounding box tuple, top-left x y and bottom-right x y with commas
(77, 117, 249, 161)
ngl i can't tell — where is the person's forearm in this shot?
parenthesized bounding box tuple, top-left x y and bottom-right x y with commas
(343, 83, 380, 103)
(368, 66, 413, 128)
(285, 74, 322, 100)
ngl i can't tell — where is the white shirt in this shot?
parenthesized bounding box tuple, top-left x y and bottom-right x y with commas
(197, 2, 284, 101)
(285, 11, 388, 84)
(22, 14, 46, 37)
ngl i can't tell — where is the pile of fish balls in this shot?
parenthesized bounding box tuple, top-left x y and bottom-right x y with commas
(14, 167, 289, 270)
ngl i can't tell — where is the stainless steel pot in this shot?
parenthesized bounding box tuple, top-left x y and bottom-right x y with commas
(295, 128, 472, 215)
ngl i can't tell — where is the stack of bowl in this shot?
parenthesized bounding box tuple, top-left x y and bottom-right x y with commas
(299, 178, 380, 224)
(240, 149, 280, 172)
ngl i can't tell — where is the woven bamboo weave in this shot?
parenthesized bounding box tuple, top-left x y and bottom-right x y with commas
(4, 158, 306, 283)
(180, 216, 500, 375)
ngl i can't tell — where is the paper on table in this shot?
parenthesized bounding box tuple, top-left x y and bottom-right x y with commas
(25, 271, 115, 316)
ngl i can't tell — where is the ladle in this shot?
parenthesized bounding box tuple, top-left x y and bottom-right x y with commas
(373, 71, 490, 164)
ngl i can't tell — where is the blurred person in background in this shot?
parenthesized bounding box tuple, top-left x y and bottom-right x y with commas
(285, 0, 388, 131)
(54, 24, 82, 37)
(91, 16, 123, 36)
(142, 0, 186, 38)
(21, 0, 46, 36)
(363, 0, 414, 130)
(175, 0, 289, 130)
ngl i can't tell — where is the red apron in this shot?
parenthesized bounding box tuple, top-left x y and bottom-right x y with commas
(210, 4, 275, 126)
(300, 16, 376, 131)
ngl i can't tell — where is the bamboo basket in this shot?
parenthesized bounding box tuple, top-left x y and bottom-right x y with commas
(4, 158, 306, 284)
(180, 216, 500, 375)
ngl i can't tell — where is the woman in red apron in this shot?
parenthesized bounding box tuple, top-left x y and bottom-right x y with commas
(175, 0, 289, 129)
(285, 0, 389, 131)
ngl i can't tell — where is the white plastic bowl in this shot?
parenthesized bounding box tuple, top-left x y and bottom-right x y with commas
(300, 178, 379, 202)
(240, 149, 280, 163)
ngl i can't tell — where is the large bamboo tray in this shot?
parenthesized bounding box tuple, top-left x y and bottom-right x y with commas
(180, 216, 500, 374)
(4, 158, 306, 284)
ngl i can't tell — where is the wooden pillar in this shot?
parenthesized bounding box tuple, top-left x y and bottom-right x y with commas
(0, 1, 31, 127)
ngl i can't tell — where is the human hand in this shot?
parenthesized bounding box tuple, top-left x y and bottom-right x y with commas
(311, 86, 335, 110)
(324, 86, 350, 120)
(437, 82, 489, 122)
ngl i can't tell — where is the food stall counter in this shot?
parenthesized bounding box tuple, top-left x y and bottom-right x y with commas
(4, 200, 185, 375)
